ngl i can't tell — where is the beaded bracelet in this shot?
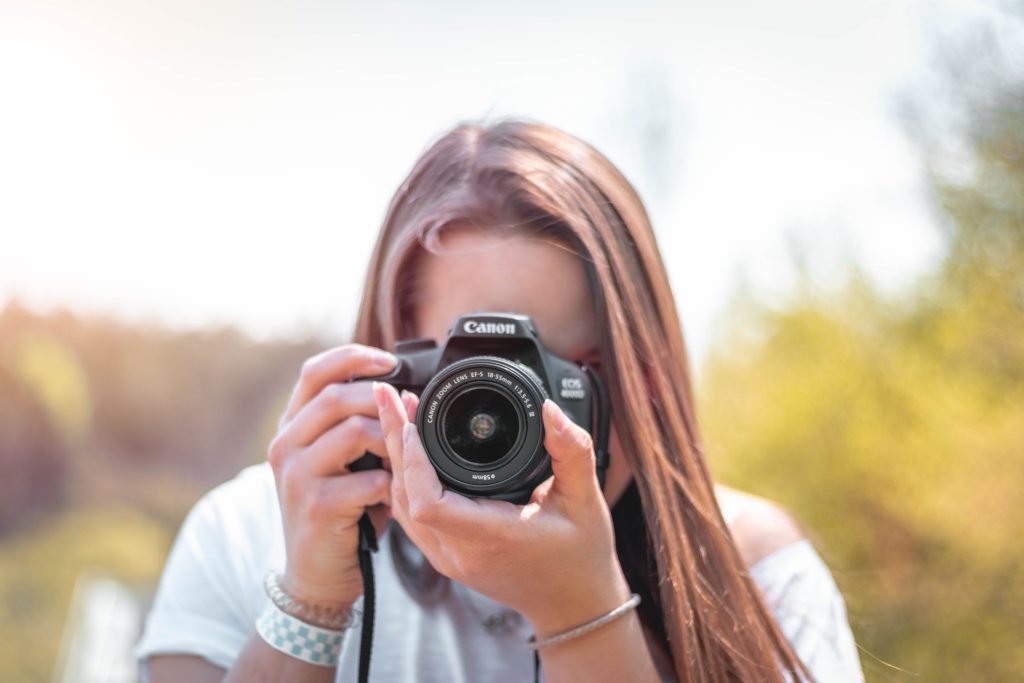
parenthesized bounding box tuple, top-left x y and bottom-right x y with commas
(264, 571, 361, 631)
(526, 593, 642, 650)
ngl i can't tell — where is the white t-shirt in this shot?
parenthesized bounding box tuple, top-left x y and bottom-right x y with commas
(134, 463, 864, 682)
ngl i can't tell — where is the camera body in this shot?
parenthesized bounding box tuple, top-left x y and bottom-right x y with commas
(358, 312, 600, 504)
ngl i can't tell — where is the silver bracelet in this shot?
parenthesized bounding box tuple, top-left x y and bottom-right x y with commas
(264, 571, 361, 631)
(526, 593, 642, 650)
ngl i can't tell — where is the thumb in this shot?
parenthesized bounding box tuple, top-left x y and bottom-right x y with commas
(542, 399, 599, 501)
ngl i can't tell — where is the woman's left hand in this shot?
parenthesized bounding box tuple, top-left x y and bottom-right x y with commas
(372, 381, 633, 636)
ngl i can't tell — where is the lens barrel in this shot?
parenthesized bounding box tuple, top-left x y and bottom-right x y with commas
(416, 355, 549, 500)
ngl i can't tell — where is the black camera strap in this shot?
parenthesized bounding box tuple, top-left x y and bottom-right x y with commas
(356, 364, 611, 683)
(356, 513, 377, 683)
(583, 363, 611, 493)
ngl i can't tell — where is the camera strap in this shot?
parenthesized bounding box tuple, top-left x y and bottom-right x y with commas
(582, 363, 611, 492)
(356, 513, 377, 683)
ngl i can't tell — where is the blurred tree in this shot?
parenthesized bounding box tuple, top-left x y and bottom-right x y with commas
(0, 365, 69, 534)
(5, 330, 91, 444)
(699, 5, 1024, 681)
(900, 0, 1024, 384)
(0, 301, 317, 518)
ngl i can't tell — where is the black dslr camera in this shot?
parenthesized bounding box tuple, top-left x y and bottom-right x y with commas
(354, 312, 609, 504)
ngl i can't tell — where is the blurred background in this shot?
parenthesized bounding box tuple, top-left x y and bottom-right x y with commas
(1, 0, 1021, 681)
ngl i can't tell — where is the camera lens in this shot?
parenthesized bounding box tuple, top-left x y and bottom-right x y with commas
(469, 413, 496, 441)
(442, 388, 519, 466)
(416, 355, 550, 501)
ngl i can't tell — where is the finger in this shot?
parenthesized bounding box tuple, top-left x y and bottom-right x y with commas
(284, 382, 379, 448)
(373, 382, 410, 506)
(373, 382, 409, 465)
(383, 470, 453, 579)
(400, 390, 419, 423)
(399, 422, 504, 534)
(386, 486, 444, 556)
(387, 391, 418, 473)
(301, 415, 387, 476)
(377, 386, 451, 560)
(542, 399, 599, 502)
(372, 393, 443, 558)
(282, 345, 398, 424)
(400, 422, 445, 513)
(388, 512, 451, 578)
(367, 503, 392, 540)
(310, 469, 393, 523)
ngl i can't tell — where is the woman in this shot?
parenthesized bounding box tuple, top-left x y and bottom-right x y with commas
(136, 121, 864, 682)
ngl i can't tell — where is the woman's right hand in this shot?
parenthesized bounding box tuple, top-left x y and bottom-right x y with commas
(267, 343, 403, 609)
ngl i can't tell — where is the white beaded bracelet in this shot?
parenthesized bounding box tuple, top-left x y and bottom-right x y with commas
(256, 601, 345, 667)
(264, 571, 361, 630)
(526, 593, 642, 650)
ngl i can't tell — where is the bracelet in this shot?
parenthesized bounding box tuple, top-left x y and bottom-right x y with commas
(526, 593, 641, 650)
(256, 601, 344, 668)
(264, 571, 361, 631)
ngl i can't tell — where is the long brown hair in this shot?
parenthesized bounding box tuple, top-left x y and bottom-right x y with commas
(353, 120, 811, 682)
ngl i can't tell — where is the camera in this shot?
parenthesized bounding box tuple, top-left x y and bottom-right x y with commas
(353, 312, 608, 504)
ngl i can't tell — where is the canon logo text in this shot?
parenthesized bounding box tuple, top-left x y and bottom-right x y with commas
(463, 321, 516, 335)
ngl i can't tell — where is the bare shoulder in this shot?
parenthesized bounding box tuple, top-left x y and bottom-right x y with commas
(714, 484, 805, 567)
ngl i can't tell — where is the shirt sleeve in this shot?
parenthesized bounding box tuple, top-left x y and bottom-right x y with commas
(133, 466, 276, 679)
(749, 539, 864, 683)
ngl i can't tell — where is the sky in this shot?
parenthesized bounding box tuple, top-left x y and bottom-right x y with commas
(0, 0, 982, 368)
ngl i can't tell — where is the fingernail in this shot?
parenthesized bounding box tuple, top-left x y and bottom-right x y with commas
(403, 422, 416, 449)
(545, 399, 571, 433)
(372, 350, 398, 367)
(400, 389, 415, 402)
(372, 382, 387, 410)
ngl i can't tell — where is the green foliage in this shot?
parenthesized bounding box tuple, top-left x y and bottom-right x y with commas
(700, 273, 1024, 681)
(699, 7, 1024, 681)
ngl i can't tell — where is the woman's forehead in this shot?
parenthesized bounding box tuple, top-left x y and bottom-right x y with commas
(410, 229, 598, 359)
